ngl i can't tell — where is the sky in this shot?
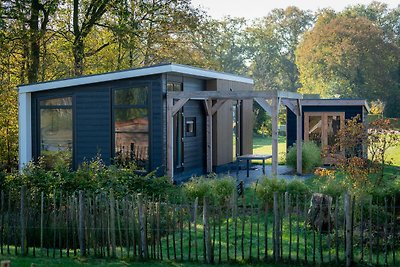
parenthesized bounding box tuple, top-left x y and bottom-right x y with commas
(190, 0, 399, 20)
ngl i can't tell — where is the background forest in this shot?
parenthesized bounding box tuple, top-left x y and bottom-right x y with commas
(0, 0, 399, 171)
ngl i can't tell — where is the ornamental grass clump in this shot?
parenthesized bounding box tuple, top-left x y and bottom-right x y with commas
(255, 177, 287, 204)
(286, 141, 322, 173)
(183, 175, 236, 204)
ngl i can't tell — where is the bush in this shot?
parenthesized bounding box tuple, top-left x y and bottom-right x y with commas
(183, 175, 236, 204)
(286, 141, 322, 173)
(255, 177, 287, 203)
(3, 158, 175, 199)
(211, 176, 236, 204)
(286, 179, 311, 196)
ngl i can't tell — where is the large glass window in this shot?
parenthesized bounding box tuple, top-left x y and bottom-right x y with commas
(113, 86, 149, 167)
(39, 96, 73, 167)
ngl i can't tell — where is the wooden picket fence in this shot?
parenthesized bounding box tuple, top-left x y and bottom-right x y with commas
(0, 186, 399, 266)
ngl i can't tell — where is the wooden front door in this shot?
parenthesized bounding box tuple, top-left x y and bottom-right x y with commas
(304, 112, 345, 164)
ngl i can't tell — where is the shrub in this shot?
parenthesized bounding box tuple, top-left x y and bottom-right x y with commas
(319, 179, 347, 198)
(183, 176, 212, 202)
(211, 176, 236, 204)
(286, 141, 322, 173)
(183, 175, 236, 204)
(3, 158, 175, 199)
(255, 177, 287, 203)
(286, 179, 311, 196)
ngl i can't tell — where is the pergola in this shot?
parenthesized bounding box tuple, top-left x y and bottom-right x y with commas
(166, 90, 303, 179)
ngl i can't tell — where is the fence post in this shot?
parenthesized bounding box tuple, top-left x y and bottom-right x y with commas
(20, 185, 26, 256)
(109, 190, 116, 258)
(203, 196, 212, 264)
(138, 193, 147, 259)
(284, 192, 289, 216)
(40, 192, 44, 250)
(193, 197, 198, 261)
(273, 192, 280, 262)
(344, 192, 352, 267)
(78, 190, 86, 256)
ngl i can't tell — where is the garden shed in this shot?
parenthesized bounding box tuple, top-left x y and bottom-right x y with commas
(18, 64, 257, 181)
(286, 99, 370, 163)
(19, 63, 303, 181)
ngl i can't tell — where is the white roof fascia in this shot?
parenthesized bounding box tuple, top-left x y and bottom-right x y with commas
(301, 99, 369, 110)
(18, 64, 253, 93)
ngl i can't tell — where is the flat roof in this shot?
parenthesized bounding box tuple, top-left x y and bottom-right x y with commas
(18, 63, 254, 93)
(301, 99, 370, 112)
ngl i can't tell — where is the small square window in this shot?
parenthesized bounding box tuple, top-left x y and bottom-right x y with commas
(185, 117, 196, 137)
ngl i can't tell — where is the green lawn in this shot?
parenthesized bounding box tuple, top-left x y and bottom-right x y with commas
(0, 255, 293, 266)
(386, 144, 400, 166)
(252, 134, 400, 167)
(252, 134, 287, 164)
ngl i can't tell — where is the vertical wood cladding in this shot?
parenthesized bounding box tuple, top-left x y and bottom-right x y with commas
(286, 104, 364, 151)
(207, 79, 253, 166)
(31, 75, 164, 171)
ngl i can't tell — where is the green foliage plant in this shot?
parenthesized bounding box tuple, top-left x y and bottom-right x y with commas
(4, 157, 175, 200)
(255, 177, 287, 204)
(286, 141, 322, 173)
(182, 174, 236, 204)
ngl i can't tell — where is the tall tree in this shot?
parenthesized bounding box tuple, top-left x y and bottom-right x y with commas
(248, 6, 314, 91)
(70, 0, 112, 75)
(296, 15, 400, 115)
(107, 0, 204, 69)
(192, 17, 250, 75)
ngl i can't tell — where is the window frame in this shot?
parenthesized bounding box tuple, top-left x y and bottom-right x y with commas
(111, 83, 151, 169)
(36, 94, 75, 168)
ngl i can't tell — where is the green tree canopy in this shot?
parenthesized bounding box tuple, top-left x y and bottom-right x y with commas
(296, 15, 400, 115)
(249, 6, 314, 91)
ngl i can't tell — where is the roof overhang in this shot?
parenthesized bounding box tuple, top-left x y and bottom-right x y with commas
(18, 64, 253, 94)
(301, 99, 370, 112)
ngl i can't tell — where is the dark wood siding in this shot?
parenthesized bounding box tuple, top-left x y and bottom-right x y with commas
(167, 76, 206, 180)
(31, 75, 164, 171)
(75, 88, 111, 164)
(286, 105, 364, 150)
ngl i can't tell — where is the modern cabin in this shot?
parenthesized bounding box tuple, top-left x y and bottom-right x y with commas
(286, 99, 370, 163)
(18, 63, 254, 181)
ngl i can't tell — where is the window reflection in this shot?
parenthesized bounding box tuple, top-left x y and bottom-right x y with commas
(39, 97, 73, 168)
(113, 86, 149, 167)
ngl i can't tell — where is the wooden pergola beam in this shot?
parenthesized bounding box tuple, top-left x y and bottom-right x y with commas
(166, 90, 303, 180)
(254, 98, 273, 115)
(281, 99, 299, 116)
(211, 99, 227, 115)
(171, 98, 189, 116)
(167, 90, 302, 100)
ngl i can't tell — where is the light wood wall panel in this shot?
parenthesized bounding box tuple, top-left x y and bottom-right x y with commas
(207, 79, 253, 166)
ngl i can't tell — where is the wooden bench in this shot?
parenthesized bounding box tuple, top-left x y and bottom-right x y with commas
(236, 154, 272, 177)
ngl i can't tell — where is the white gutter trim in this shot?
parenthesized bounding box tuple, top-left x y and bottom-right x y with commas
(18, 64, 253, 93)
(19, 92, 32, 170)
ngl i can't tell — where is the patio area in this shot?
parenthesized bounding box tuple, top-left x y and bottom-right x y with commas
(222, 164, 313, 187)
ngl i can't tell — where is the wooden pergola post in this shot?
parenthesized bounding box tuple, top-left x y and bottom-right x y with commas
(296, 99, 302, 175)
(166, 90, 302, 180)
(203, 99, 213, 173)
(271, 97, 280, 176)
(166, 97, 174, 179)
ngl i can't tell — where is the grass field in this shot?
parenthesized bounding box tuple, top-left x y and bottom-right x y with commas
(0, 255, 294, 266)
(252, 134, 400, 167)
(252, 134, 286, 164)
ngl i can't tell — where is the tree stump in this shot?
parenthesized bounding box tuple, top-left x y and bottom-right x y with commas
(307, 193, 333, 232)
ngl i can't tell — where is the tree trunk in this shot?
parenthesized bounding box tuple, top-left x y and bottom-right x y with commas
(28, 0, 40, 83)
(73, 38, 84, 76)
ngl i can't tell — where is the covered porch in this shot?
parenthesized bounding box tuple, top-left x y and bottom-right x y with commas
(166, 90, 303, 180)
